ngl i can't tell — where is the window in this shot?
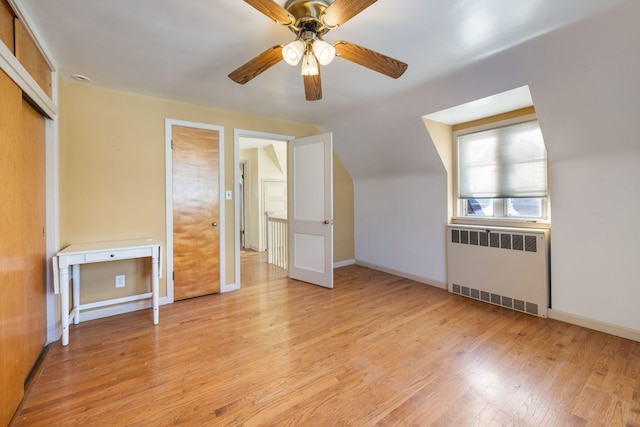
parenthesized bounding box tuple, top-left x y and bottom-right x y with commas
(455, 118, 548, 222)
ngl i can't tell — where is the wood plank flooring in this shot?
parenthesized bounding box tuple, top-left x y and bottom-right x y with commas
(13, 251, 640, 426)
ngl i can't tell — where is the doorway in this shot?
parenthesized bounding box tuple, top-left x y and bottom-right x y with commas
(234, 130, 292, 287)
(238, 136, 288, 252)
(234, 130, 334, 290)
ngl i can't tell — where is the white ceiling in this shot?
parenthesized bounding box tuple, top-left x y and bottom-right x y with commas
(17, 0, 624, 126)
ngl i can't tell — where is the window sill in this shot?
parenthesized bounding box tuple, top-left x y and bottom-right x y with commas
(451, 216, 551, 230)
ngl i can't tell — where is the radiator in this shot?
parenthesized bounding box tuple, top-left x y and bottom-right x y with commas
(446, 225, 549, 317)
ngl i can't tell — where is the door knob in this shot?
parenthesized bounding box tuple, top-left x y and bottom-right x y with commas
(212, 222, 218, 227)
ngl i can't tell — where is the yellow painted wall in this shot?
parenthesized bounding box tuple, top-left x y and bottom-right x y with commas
(60, 81, 354, 304)
(333, 154, 355, 263)
(423, 118, 453, 220)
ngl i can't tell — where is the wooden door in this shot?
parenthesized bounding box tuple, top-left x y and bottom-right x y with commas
(172, 125, 220, 300)
(20, 97, 46, 368)
(288, 133, 333, 288)
(0, 69, 46, 426)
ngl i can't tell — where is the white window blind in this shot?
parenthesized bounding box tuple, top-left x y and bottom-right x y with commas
(458, 120, 547, 199)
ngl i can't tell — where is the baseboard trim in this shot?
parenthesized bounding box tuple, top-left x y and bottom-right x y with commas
(221, 282, 240, 293)
(548, 309, 640, 342)
(354, 260, 447, 289)
(334, 259, 356, 268)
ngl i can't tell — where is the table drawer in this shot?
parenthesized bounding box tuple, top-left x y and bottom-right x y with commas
(84, 249, 141, 262)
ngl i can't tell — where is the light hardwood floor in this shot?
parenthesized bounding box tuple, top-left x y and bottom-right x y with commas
(14, 251, 640, 426)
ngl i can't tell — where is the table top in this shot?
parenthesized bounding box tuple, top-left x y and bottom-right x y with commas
(57, 238, 162, 256)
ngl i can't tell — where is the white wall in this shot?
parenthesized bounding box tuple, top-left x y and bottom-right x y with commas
(330, 2, 640, 332)
(256, 145, 287, 250)
(551, 150, 640, 329)
(239, 148, 258, 250)
(355, 173, 447, 288)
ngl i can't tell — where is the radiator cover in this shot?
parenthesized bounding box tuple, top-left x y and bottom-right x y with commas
(446, 225, 550, 317)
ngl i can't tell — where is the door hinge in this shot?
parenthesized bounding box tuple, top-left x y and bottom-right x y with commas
(172, 271, 174, 280)
(171, 139, 173, 149)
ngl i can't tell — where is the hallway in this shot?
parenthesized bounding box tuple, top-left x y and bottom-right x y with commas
(240, 249, 287, 288)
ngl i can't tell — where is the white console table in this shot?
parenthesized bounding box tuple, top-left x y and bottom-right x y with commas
(53, 238, 162, 346)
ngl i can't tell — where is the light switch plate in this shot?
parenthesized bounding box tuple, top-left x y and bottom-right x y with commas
(225, 190, 233, 200)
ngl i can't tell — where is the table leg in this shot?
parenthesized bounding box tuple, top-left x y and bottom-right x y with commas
(60, 266, 70, 346)
(72, 264, 80, 324)
(152, 254, 159, 324)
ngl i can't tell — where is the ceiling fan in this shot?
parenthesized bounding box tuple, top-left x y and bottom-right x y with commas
(228, 0, 408, 101)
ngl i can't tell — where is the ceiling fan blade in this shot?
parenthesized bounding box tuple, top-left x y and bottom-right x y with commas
(228, 45, 284, 85)
(243, 0, 294, 25)
(334, 41, 408, 79)
(304, 72, 322, 101)
(322, 0, 377, 28)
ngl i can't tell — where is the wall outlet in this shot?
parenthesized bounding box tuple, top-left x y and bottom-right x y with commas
(115, 274, 125, 288)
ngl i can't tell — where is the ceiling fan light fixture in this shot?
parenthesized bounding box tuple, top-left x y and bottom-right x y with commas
(282, 40, 305, 66)
(300, 52, 319, 76)
(231, 0, 408, 101)
(312, 40, 336, 66)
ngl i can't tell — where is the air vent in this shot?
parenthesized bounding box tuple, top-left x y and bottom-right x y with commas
(450, 228, 539, 254)
(479, 232, 489, 247)
(501, 233, 511, 249)
(513, 234, 524, 251)
(470, 231, 479, 245)
(514, 299, 525, 311)
(525, 235, 537, 252)
(451, 283, 539, 316)
(490, 293, 501, 305)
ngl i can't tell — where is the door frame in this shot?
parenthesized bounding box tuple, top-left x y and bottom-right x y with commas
(239, 161, 247, 249)
(233, 129, 293, 290)
(165, 119, 226, 301)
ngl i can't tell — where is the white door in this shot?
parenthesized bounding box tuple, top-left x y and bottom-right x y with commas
(288, 133, 333, 288)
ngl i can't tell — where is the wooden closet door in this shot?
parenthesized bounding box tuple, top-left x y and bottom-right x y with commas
(172, 125, 220, 300)
(20, 98, 46, 370)
(0, 69, 46, 426)
(0, 67, 25, 427)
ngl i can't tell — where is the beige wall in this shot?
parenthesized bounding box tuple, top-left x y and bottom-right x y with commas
(333, 154, 355, 263)
(423, 118, 453, 220)
(239, 148, 260, 251)
(60, 81, 354, 304)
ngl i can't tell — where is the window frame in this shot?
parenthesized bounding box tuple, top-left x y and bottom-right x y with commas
(452, 113, 550, 228)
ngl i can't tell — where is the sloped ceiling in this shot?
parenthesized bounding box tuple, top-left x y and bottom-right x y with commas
(16, 0, 633, 179)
